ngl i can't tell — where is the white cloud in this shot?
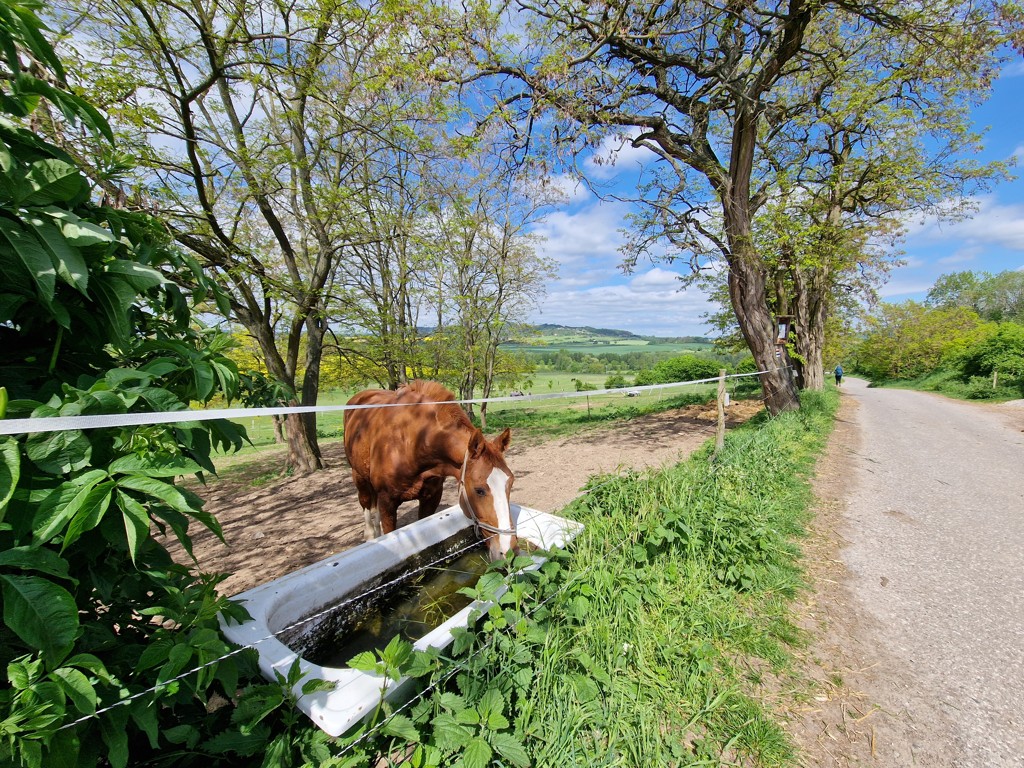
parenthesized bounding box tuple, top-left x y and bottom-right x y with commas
(629, 266, 684, 289)
(536, 174, 591, 204)
(583, 128, 654, 180)
(1000, 61, 1024, 78)
(531, 200, 630, 278)
(878, 278, 937, 299)
(938, 246, 983, 265)
(530, 266, 715, 336)
(907, 196, 1024, 251)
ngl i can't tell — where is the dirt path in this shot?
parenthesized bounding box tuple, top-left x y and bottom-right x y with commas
(791, 379, 1024, 767)
(180, 398, 762, 597)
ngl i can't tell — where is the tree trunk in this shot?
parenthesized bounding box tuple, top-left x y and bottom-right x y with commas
(791, 264, 828, 391)
(720, 103, 801, 415)
(288, 320, 325, 473)
(729, 259, 800, 414)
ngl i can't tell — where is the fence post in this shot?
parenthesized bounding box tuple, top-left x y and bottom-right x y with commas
(715, 369, 726, 454)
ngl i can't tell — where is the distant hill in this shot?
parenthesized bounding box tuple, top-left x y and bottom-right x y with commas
(511, 324, 711, 345)
(532, 323, 641, 339)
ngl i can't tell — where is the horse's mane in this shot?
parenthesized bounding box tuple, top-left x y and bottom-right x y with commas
(398, 380, 472, 430)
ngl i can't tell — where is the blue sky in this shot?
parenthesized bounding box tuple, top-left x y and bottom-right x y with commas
(526, 63, 1024, 338)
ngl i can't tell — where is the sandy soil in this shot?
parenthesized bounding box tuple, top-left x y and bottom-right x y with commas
(174, 397, 764, 597)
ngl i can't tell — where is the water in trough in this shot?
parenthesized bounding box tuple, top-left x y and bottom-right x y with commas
(281, 528, 491, 669)
(312, 546, 490, 667)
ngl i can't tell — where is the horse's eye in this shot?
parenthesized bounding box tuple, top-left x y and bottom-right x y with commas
(475, 487, 487, 497)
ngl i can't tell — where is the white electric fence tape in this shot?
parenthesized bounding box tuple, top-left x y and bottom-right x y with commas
(0, 370, 772, 435)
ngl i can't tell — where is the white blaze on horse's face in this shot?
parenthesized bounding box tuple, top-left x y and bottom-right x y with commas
(460, 428, 516, 561)
(487, 467, 514, 559)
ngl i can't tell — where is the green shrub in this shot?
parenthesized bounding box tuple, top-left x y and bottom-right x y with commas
(0, 9, 309, 766)
(604, 374, 628, 389)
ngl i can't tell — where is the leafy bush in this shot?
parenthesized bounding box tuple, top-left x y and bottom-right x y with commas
(633, 354, 721, 386)
(604, 374, 628, 389)
(950, 322, 1024, 383)
(0, 7, 308, 765)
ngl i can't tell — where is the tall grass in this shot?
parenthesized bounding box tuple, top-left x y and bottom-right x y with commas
(867, 369, 1024, 402)
(510, 390, 836, 765)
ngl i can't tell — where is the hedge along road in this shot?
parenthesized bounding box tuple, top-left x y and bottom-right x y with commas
(806, 377, 1024, 766)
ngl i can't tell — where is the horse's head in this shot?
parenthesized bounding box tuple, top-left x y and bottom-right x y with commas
(458, 427, 515, 561)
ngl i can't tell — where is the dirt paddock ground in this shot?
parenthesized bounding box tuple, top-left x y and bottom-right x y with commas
(171, 397, 764, 596)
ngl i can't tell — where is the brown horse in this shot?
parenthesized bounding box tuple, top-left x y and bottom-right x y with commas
(343, 380, 516, 560)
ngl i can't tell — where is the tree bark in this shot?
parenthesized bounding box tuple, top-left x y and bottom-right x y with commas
(722, 106, 800, 415)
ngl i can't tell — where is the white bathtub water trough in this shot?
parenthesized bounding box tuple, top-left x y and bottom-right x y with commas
(219, 503, 581, 736)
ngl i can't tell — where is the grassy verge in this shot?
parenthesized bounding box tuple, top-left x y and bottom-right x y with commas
(324, 389, 839, 767)
(862, 369, 1023, 402)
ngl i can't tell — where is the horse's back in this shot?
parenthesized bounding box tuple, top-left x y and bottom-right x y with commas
(343, 381, 457, 487)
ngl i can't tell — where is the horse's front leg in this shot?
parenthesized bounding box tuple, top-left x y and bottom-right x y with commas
(363, 507, 382, 541)
(377, 494, 399, 535)
(417, 477, 445, 520)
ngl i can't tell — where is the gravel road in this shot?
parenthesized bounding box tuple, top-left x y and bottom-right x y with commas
(831, 378, 1024, 766)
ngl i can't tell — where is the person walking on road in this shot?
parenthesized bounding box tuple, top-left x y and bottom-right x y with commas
(834, 364, 844, 386)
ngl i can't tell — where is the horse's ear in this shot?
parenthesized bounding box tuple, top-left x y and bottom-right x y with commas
(468, 429, 487, 457)
(495, 428, 511, 453)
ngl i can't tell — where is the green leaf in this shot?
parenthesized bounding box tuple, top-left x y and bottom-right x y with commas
(44, 726, 80, 768)
(204, 728, 269, 756)
(163, 723, 200, 747)
(92, 275, 137, 344)
(25, 429, 91, 475)
(103, 259, 163, 291)
(42, 207, 115, 247)
(137, 636, 172, 671)
(26, 216, 88, 293)
(346, 651, 380, 675)
(486, 710, 510, 731)
(191, 360, 215, 401)
(430, 713, 472, 753)
(117, 475, 202, 515)
(382, 713, 419, 743)
(477, 688, 503, 722)
(0, 217, 56, 303)
(437, 692, 466, 713)
(260, 737, 289, 768)
(7, 656, 43, 689)
(20, 158, 87, 206)
(117, 490, 150, 565)
(157, 643, 192, 686)
(51, 667, 97, 715)
(490, 733, 530, 767)
(0, 574, 78, 661)
(99, 707, 129, 768)
(61, 483, 113, 550)
(300, 677, 336, 695)
(0, 546, 73, 581)
(0, 436, 19, 516)
(108, 454, 201, 478)
(455, 707, 481, 725)
(461, 737, 492, 768)
(32, 477, 104, 544)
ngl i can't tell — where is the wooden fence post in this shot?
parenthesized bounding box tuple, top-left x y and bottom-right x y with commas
(715, 369, 726, 454)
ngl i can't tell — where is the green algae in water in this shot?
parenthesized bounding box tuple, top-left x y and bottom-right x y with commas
(312, 546, 490, 667)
